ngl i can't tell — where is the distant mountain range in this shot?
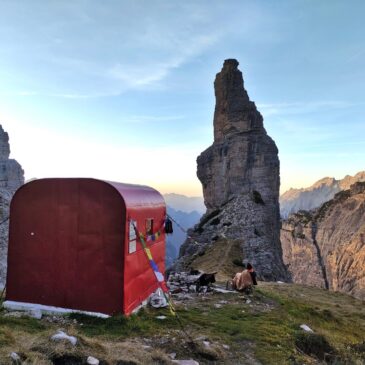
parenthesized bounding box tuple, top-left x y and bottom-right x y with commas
(163, 193, 205, 214)
(163, 194, 204, 267)
(280, 171, 365, 218)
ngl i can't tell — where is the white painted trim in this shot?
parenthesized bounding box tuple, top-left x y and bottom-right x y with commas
(3, 300, 109, 318)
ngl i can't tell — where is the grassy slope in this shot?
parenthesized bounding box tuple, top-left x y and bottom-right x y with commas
(1, 282, 365, 364)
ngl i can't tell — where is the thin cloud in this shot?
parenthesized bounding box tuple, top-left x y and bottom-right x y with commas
(258, 101, 359, 117)
(108, 34, 219, 89)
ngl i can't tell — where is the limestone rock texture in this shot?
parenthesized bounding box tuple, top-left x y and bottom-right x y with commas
(281, 182, 365, 300)
(0, 124, 24, 287)
(174, 59, 288, 281)
(280, 171, 365, 218)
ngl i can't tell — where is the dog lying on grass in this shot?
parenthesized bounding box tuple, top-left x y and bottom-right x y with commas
(195, 272, 217, 292)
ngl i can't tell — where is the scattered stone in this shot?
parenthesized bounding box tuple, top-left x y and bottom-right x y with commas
(168, 353, 177, 359)
(203, 341, 211, 348)
(51, 330, 77, 346)
(4, 311, 24, 318)
(167, 271, 213, 296)
(10, 352, 21, 364)
(222, 344, 230, 350)
(172, 360, 199, 365)
(149, 289, 168, 308)
(155, 316, 167, 320)
(87, 356, 100, 365)
(30, 309, 42, 319)
(213, 288, 235, 294)
(300, 324, 314, 333)
(214, 304, 222, 309)
(195, 336, 206, 341)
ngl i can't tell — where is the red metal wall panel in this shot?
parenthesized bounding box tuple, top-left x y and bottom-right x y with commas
(6, 179, 125, 315)
(6, 178, 166, 316)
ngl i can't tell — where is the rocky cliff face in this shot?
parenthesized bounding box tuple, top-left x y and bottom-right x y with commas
(281, 182, 365, 300)
(0, 124, 24, 287)
(175, 59, 288, 281)
(280, 171, 365, 218)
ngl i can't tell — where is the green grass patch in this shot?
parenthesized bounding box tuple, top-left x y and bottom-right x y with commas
(1, 282, 365, 364)
(0, 314, 46, 333)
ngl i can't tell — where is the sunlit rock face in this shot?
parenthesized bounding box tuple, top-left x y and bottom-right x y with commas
(280, 171, 365, 218)
(0, 124, 24, 287)
(174, 60, 288, 281)
(281, 182, 365, 300)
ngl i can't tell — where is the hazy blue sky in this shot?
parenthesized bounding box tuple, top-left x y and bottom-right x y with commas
(0, 1, 364, 195)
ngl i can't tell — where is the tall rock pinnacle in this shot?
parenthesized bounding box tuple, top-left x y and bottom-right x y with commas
(213, 59, 263, 142)
(198, 59, 279, 212)
(175, 60, 288, 281)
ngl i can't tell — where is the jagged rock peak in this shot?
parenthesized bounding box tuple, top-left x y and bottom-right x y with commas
(0, 124, 24, 191)
(0, 123, 24, 287)
(213, 59, 263, 142)
(0, 125, 10, 160)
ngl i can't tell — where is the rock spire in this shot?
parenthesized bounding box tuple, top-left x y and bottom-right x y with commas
(175, 60, 288, 281)
(0, 125, 24, 191)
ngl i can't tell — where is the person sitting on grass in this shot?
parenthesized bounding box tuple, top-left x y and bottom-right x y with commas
(230, 262, 257, 294)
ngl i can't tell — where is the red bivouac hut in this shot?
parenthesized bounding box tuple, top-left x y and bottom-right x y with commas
(5, 178, 166, 316)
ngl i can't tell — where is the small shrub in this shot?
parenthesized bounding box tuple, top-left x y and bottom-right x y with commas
(295, 332, 335, 361)
(232, 259, 245, 267)
(52, 355, 85, 365)
(351, 341, 365, 356)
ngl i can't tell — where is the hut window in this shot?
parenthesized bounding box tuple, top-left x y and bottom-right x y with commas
(129, 220, 137, 254)
(146, 218, 153, 236)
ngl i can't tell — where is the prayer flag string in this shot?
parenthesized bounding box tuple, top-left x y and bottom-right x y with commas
(130, 220, 176, 316)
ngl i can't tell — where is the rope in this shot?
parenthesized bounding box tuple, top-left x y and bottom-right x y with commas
(166, 213, 204, 246)
(131, 219, 196, 347)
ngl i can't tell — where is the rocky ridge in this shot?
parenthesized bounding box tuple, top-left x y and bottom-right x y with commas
(0, 124, 24, 287)
(280, 171, 365, 218)
(174, 60, 288, 281)
(281, 181, 365, 300)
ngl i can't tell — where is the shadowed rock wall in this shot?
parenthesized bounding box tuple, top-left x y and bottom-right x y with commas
(0, 124, 24, 287)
